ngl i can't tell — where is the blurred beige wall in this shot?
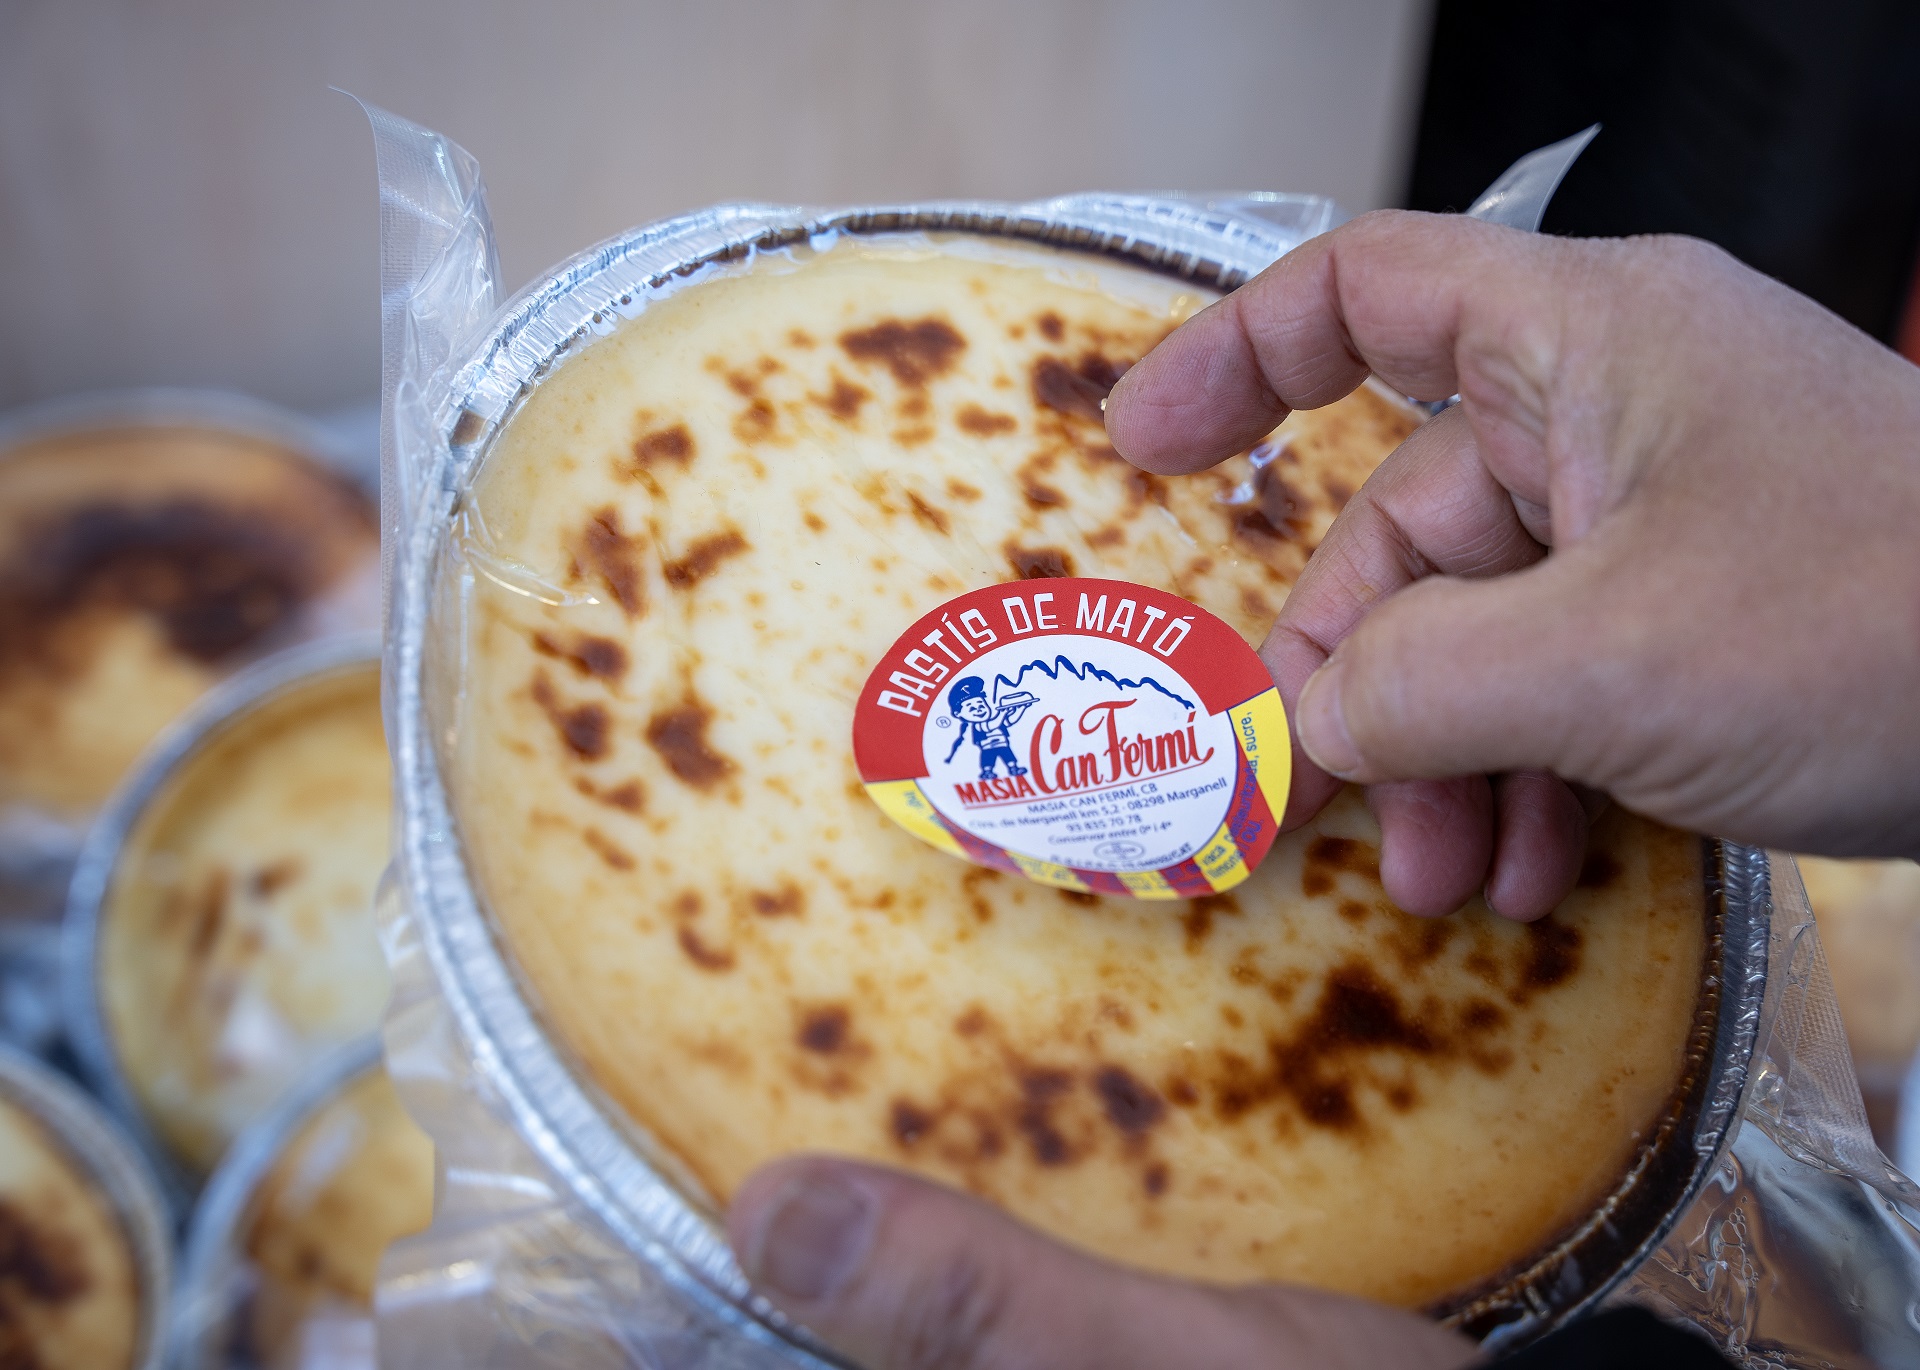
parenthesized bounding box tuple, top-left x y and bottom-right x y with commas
(0, 0, 1433, 415)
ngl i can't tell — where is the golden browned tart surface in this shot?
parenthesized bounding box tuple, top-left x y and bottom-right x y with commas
(100, 665, 390, 1175)
(239, 1069, 433, 1365)
(0, 424, 377, 818)
(446, 238, 1709, 1307)
(0, 1093, 139, 1370)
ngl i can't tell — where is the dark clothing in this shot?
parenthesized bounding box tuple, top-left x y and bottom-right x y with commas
(1491, 1307, 1735, 1368)
(977, 744, 1021, 779)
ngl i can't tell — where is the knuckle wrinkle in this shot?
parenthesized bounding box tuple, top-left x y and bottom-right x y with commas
(888, 1245, 1015, 1370)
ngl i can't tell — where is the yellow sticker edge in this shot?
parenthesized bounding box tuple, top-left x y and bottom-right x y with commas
(863, 780, 966, 860)
(1195, 821, 1250, 894)
(1231, 688, 1291, 823)
(1009, 853, 1092, 893)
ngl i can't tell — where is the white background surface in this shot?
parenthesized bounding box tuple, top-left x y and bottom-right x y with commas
(0, 0, 1433, 414)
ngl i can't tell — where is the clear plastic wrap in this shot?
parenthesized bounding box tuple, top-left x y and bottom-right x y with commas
(173, 1036, 436, 1370)
(367, 107, 1920, 1368)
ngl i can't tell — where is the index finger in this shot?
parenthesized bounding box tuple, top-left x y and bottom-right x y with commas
(1104, 210, 1564, 482)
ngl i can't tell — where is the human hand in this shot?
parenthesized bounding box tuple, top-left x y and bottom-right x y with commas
(1105, 211, 1920, 919)
(727, 1155, 1476, 1370)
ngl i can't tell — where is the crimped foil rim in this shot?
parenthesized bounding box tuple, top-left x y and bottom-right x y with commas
(390, 197, 1767, 1360)
(0, 1042, 173, 1370)
(62, 634, 383, 1209)
(170, 1035, 384, 1370)
(0, 387, 374, 499)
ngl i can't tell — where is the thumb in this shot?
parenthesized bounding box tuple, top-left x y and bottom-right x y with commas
(727, 1155, 1475, 1370)
(1293, 558, 1618, 789)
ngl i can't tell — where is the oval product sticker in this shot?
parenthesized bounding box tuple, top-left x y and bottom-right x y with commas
(853, 578, 1289, 900)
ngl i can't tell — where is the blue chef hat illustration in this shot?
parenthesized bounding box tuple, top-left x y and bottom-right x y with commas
(947, 675, 987, 715)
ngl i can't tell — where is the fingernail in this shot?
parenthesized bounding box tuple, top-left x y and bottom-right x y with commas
(742, 1172, 877, 1302)
(1297, 660, 1362, 778)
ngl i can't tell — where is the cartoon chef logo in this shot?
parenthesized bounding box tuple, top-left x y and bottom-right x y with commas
(853, 578, 1290, 899)
(943, 677, 1038, 780)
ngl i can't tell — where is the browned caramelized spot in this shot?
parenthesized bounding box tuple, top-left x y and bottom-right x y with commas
(788, 329, 816, 348)
(676, 926, 735, 972)
(750, 884, 805, 918)
(813, 375, 870, 422)
(0, 498, 349, 672)
(663, 529, 749, 590)
(1022, 478, 1065, 509)
(0, 1197, 90, 1314)
(532, 674, 610, 760)
(1460, 999, 1508, 1034)
(1031, 353, 1127, 422)
(798, 1005, 852, 1054)
(583, 827, 636, 871)
(954, 1006, 990, 1036)
(1166, 1076, 1199, 1107)
(1578, 851, 1622, 889)
(532, 630, 629, 681)
(945, 479, 982, 502)
(1180, 893, 1240, 951)
(1302, 835, 1381, 899)
(1094, 1066, 1166, 1137)
(733, 398, 778, 442)
(839, 318, 966, 387)
(1124, 469, 1168, 509)
(1382, 915, 1456, 972)
(1202, 959, 1526, 1133)
(1325, 477, 1355, 511)
(891, 1099, 936, 1147)
(1036, 312, 1065, 341)
(1240, 586, 1275, 619)
(957, 404, 1017, 437)
(187, 869, 230, 962)
(960, 868, 999, 923)
(1337, 899, 1369, 924)
(1057, 888, 1099, 908)
(1004, 544, 1074, 580)
(1144, 1162, 1170, 1196)
(575, 507, 646, 617)
(633, 423, 694, 470)
(1087, 525, 1126, 548)
(1017, 1069, 1075, 1165)
(1273, 966, 1435, 1130)
(577, 777, 646, 812)
(907, 492, 951, 535)
(1231, 464, 1308, 545)
(645, 699, 736, 789)
(717, 355, 781, 397)
(247, 858, 302, 899)
(803, 511, 827, 533)
(1517, 916, 1583, 996)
